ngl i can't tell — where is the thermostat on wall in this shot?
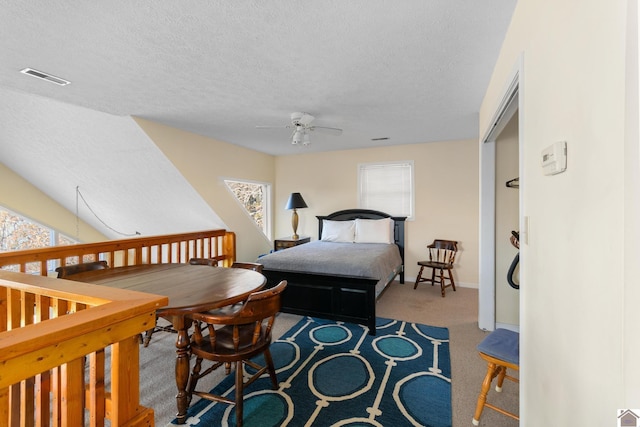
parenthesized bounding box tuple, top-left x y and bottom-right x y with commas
(541, 141, 567, 175)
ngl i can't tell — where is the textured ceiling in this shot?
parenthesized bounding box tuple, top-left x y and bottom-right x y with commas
(0, 1, 516, 241)
(0, 1, 516, 156)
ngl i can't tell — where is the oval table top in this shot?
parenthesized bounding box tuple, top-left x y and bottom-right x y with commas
(67, 263, 267, 315)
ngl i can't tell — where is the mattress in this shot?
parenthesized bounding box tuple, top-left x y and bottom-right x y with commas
(258, 240, 402, 292)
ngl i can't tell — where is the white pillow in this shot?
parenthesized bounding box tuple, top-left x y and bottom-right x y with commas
(321, 220, 356, 242)
(354, 218, 394, 244)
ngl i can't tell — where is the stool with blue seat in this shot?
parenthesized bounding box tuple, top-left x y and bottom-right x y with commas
(472, 328, 519, 425)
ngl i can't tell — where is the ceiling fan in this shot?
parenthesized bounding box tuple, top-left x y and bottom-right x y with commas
(256, 112, 343, 146)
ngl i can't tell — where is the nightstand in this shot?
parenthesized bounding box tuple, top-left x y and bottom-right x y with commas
(274, 236, 310, 251)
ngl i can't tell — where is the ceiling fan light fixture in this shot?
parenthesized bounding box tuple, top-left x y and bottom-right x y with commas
(292, 129, 304, 145)
(302, 132, 311, 146)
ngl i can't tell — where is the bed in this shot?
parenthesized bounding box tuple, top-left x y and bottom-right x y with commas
(259, 209, 406, 335)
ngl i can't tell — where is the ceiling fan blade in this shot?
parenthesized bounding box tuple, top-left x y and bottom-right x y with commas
(309, 126, 343, 136)
(255, 125, 294, 130)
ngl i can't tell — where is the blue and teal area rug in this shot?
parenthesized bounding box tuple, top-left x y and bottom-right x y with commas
(169, 316, 451, 427)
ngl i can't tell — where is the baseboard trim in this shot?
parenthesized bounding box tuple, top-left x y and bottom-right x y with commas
(403, 277, 478, 289)
(495, 322, 520, 333)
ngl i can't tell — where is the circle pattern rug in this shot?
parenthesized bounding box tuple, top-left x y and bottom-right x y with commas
(169, 316, 451, 427)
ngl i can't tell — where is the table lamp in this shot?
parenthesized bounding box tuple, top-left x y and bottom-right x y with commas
(285, 192, 308, 240)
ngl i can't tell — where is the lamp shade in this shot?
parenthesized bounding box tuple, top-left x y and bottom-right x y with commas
(285, 193, 308, 210)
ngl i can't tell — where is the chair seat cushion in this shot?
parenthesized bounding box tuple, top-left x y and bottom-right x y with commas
(477, 328, 519, 365)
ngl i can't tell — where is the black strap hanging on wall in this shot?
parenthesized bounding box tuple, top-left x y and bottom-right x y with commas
(76, 186, 141, 238)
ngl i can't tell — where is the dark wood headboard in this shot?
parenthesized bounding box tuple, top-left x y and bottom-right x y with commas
(316, 209, 406, 277)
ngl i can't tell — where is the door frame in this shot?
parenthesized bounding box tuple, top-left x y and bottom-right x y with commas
(478, 55, 523, 331)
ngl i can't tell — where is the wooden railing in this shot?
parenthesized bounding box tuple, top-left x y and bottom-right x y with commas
(0, 230, 236, 426)
(0, 229, 237, 275)
(0, 271, 167, 426)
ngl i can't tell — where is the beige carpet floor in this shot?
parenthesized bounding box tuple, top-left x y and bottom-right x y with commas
(139, 282, 519, 426)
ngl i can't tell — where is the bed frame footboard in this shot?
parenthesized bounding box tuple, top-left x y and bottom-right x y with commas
(263, 269, 379, 335)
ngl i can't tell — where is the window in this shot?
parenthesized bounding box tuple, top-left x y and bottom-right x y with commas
(1, 206, 77, 252)
(223, 179, 272, 239)
(1, 206, 78, 274)
(358, 161, 414, 220)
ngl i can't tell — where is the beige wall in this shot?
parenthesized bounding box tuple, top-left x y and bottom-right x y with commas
(275, 139, 479, 286)
(495, 115, 520, 326)
(135, 118, 276, 263)
(480, 0, 635, 424)
(4, 114, 480, 289)
(0, 162, 106, 243)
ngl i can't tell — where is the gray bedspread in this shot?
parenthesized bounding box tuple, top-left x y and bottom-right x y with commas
(258, 240, 402, 282)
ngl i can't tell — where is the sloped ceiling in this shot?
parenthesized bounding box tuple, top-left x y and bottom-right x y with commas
(0, 88, 226, 239)
(0, 1, 516, 239)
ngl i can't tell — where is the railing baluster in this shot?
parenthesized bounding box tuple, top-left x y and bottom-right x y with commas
(61, 358, 85, 425)
(35, 369, 50, 427)
(0, 286, 7, 333)
(20, 377, 35, 427)
(8, 289, 20, 330)
(88, 350, 106, 427)
(0, 387, 8, 426)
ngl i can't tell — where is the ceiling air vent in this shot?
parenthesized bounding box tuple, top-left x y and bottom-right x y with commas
(20, 68, 70, 86)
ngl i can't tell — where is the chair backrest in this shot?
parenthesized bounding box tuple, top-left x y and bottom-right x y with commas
(55, 260, 109, 278)
(189, 258, 218, 266)
(231, 262, 263, 273)
(232, 280, 286, 323)
(190, 280, 287, 350)
(428, 240, 458, 265)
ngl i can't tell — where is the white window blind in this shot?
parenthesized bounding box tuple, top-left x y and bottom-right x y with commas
(358, 161, 414, 219)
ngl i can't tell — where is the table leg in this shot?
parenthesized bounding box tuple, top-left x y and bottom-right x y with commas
(173, 316, 192, 424)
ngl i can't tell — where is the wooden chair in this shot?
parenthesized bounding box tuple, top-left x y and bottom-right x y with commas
(231, 262, 263, 273)
(186, 281, 287, 427)
(473, 328, 519, 425)
(414, 239, 458, 297)
(55, 260, 109, 278)
(189, 258, 219, 266)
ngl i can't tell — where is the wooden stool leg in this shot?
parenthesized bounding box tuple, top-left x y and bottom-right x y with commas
(414, 266, 425, 289)
(440, 268, 446, 297)
(473, 361, 498, 425)
(495, 366, 507, 392)
(430, 268, 436, 286)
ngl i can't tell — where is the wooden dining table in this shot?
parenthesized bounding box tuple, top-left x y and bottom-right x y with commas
(69, 263, 267, 424)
